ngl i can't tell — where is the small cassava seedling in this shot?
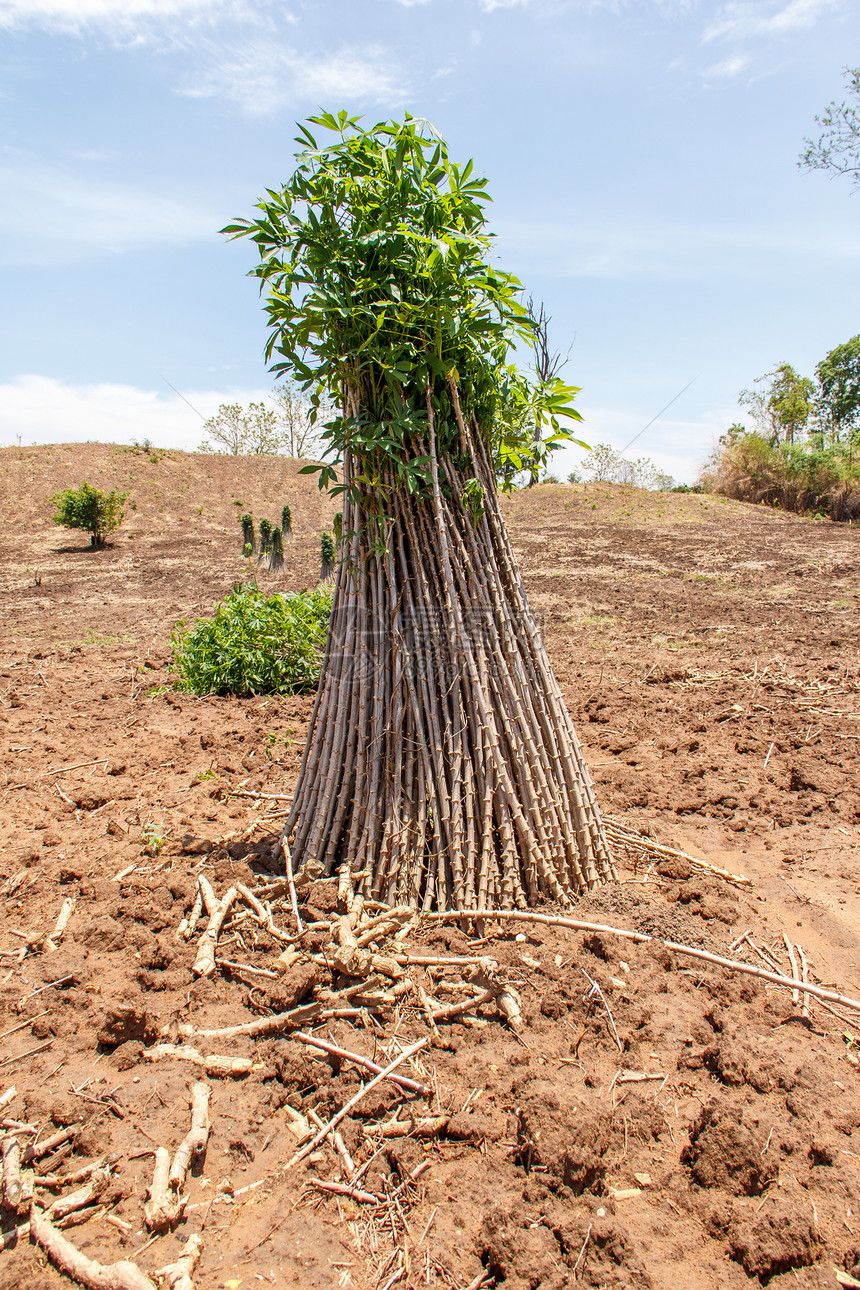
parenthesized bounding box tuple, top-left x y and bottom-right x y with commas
(281, 503, 292, 537)
(241, 513, 255, 556)
(320, 530, 336, 583)
(258, 517, 273, 559)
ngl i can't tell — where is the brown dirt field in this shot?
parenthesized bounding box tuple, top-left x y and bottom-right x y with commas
(0, 444, 859, 1290)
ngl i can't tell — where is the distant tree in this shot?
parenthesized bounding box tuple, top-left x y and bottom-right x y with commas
(579, 443, 672, 489)
(52, 482, 128, 548)
(269, 379, 328, 459)
(738, 363, 815, 446)
(580, 443, 624, 482)
(799, 66, 860, 194)
(199, 402, 283, 455)
(815, 335, 860, 444)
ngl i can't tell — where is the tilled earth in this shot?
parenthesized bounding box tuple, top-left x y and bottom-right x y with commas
(0, 444, 859, 1290)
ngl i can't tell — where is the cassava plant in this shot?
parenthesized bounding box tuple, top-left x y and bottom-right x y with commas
(258, 517, 272, 560)
(241, 513, 256, 556)
(225, 110, 613, 910)
(320, 530, 336, 582)
(281, 503, 293, 537)
(270, 525, 285, 571)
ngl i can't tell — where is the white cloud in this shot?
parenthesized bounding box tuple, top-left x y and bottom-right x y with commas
(0, 376, 272, 451)
(494, 213, 860, 279)
(182, 42, 411, 116)
(702, 54, 750, 77)
(0, 151, 217, 263)
(703, 0, 841, 43)
(0, 0, 235, 30)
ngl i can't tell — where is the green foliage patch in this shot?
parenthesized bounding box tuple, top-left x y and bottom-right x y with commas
(171, 583, 332, 696)
(52, 482, 129, 547)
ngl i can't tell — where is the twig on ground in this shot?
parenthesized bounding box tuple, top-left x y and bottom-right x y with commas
(177, 886, 203, 942)
(293, 1031, 429, 1096)
(0, 1040, 53, 1069)
(169, 1081, 211, 1190)
(284, 1038, 429, 1172)
(2, 1137, 22, 1208)
(156, 1232, 203, 1290)
(783, 935, 801, 1006)
(144, 1082, 211, 1232)
(193, 887, 238, 977)
(29, 1206, 157, 1290)
(582, 970, 623, 1053)
(282, 838, 304, 935)
(308, 1178, 382, 1204)
(143, 1045, 267, 1079)
(425, 911, 860, 1013)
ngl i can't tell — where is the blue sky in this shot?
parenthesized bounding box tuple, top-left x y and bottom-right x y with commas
(1, 0, 858, 482)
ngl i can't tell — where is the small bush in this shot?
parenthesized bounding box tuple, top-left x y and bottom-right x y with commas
(258, 518, 273, 558)
(171, 583, 332, 696)
(281, 503, 292, 537)
(240, 513, 255, 556)
(702, 429, 860, 520)
(320, 530, 336, 582)
(52, 482, 129, 547)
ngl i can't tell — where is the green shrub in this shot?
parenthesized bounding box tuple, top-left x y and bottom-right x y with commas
(241, 513, 255, 555)
(320, 530, 336, 582)
(281, 503, 292, 537)
(702, 428, 860, 520)
(258, 517, 273, 557)
(52, 482, 129, 547)
(171, 583, 332, 696)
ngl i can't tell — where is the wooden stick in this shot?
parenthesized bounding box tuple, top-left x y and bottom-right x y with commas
(284, 1038, 430, 1172)
(0, 1011, 49, 1041)
(46, 1165, 113, 1221)
(282, 839, 305, 935)
(169, 1082, 211, 1189)
(430, 987, 498, 1023)
(156, 1232, 203, 1290)
(0, 1086, 17, 1112)
(0, 1040, 53, 1069)
(309, 1177, 383, 1204)
(365, 1115, 449, 1139)
(24, 1127, 76, 1164)
(293, 1031, 429, 1096)
(143, 1045, 266, 1078)
(29, 1206, 157, 1290)
(177, 887, 203, 941)
(193, 887, 238, 977)
(425, 911, 860, 1013)
(783, 934, 801, 1006)
(2, 1137, 22, 1208)
(46, 897, 75, 951)
(143, 1146, 179, 1232)
(798, 944, 810, 1021)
